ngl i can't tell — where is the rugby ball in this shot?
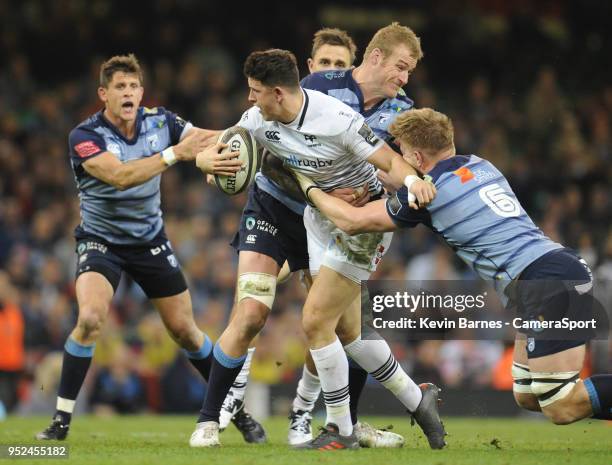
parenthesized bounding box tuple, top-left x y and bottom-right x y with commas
(214, 127, 261, 195)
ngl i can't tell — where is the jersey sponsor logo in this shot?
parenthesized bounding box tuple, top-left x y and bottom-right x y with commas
(175, 116, 187, 128)
(357, 123, 380, 146)
(255, 219, 278, 236)
(304, 134, 316, 142)
(74, 140, 102, 158)
(324, 70, 345, 80)
(453, 166, 475, 184)
(81, 241, 107, 254)
(150, 244, 168, 256)
(265, 130, 280, 141)
(285, 154, 332, 169)
(472, 168, 497, 184)
(246, 234, 257, 244)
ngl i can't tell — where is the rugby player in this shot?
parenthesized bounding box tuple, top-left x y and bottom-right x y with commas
(287, 23, 446, 449)
(35, 54, 263, 441)
(292, 107, 612, 426)
(189, 49, 438, 450)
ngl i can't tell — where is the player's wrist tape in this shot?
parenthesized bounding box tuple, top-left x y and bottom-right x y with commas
(404, 174, 419, 203)
(162, 147, 177, 166)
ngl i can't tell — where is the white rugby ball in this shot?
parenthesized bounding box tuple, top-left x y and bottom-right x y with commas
(214, 126, 261, 195)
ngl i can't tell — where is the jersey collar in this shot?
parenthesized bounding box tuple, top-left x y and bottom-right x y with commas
(283, 88, 310, 130)
(98, 107, 143, 145)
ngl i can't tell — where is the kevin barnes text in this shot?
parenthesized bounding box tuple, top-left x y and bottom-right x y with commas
(372, 317, 598, 331)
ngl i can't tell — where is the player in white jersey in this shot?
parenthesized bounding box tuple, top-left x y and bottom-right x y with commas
(189, 49, 436, 449)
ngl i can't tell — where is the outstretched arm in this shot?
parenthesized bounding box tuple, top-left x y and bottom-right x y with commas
(309, 189, 397, 235)
(82, 129, 212, 190)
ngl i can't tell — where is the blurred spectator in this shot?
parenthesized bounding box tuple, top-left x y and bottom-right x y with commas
(0, 272, 24, 413)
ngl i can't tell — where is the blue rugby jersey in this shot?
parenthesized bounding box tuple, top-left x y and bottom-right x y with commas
(68, 107, 192, 244)
(385, 155, 563, 296)
(255, 68, 414, 214)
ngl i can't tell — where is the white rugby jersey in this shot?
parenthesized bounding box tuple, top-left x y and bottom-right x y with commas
(237, 89, 384, 193)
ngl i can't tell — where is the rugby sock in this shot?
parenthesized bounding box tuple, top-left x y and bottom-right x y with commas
(55, 337, 96, 424)
(344, 336, 422, 412)
(310, 338, 352, 436)
(229, 347, 255, 401)
(184, 333, 213, 381)
(348, 358, 369, 425)
(292, 365, 321, 412)
(584, 375, 612, 420)
(197, 343, 246, 423)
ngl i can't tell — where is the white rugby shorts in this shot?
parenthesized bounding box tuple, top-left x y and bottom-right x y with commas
(303, 205, 392, 283)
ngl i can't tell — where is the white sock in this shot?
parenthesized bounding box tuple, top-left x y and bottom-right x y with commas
(231, 347, 255, 401)
(292, 365, 321, 412)
(344, 336, 422, 412)
(310, 338, 352, 436)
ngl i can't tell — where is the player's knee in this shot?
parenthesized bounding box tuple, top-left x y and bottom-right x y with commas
(302, 307, 327, 341)
(235, 300, 269, 340)
(167, 320, 199, 349)
(76, 308, 106, 340)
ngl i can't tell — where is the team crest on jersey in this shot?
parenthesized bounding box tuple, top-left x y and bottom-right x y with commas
(378, 113, 391, 125)
(246, 217, 256, 230)
(167, 254, 178, 268)
(147, 134, 160, 150)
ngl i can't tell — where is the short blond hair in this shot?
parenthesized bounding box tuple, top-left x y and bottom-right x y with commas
(100, 53, 143, 88)
(390, 108, 454, 154)
(364, 22, 423, 62)
(312, 28, 357, 65)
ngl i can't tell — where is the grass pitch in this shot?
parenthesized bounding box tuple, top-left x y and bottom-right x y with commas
(1, 415, 610, 465)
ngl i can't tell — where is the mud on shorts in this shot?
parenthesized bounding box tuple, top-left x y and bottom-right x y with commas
(303, 205, 392, 284)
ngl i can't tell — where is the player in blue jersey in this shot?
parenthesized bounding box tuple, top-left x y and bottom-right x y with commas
(292, 107, 612, 426)
(35, 54, 266, 442)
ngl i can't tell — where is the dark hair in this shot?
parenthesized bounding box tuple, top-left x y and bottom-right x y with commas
(312, 28, 357, 65)
(243, 49, 299, 89)
(99, 53, 143, 88)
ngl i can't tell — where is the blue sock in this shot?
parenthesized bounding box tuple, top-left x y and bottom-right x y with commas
(56, 338, 96, 424)
(184, 334, 213, 381)
(197, 343, 246, 423)
(584, 375, 612, 420)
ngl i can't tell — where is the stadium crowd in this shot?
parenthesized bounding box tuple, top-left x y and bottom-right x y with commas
(0, 1, 610, 416)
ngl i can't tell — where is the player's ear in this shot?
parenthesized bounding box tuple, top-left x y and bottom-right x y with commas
(307, 58, 314, 74)
(370, 48, 384, 66)
(274, 87, 283, 103)
(97, 86, 107, 103)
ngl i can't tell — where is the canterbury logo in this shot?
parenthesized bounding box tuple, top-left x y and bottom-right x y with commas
(265, 130, 280, 141)
(453, 166, 474, 184)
